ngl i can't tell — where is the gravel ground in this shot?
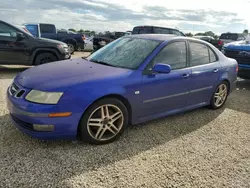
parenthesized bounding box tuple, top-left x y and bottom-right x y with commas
(0, 53, 250, 188)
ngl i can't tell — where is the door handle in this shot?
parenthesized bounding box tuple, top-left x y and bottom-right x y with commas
(213, 69, 219, 73)
(182, 73, 190, 78)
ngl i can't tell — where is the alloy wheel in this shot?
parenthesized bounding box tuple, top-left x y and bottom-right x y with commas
(87, 104, 124, 141)
(68, 44, 75, 54)
(214, 83, 228, 107)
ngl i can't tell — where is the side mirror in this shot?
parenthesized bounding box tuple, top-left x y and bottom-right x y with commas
(152, 63, 171, 74)
(16, 32, 25, 41)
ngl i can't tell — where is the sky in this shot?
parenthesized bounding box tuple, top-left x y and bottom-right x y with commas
(1, 0, 250, 34)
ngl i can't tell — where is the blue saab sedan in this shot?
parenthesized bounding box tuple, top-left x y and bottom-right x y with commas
(7, 34, 238, 144)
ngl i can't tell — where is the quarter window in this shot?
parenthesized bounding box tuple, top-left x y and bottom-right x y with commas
(154, 28, 171, 34)
(189, 42, 210, 66)
(152, 41, 187, 70)
(209, 48, 217, 62)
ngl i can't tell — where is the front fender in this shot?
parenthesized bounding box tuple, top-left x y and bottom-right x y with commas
(30, 48, 60, 65)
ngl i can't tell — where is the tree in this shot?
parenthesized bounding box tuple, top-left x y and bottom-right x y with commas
(90, 31, 96, 36)
(68, 28, 76, 32)
(243, 29, 248, 35)
(185, 32, 193, 37)
(78, 29, 84, 34)
(204, 31, 215, 37)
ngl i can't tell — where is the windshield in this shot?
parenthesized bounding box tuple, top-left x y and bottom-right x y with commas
(87, 37, 160, 69)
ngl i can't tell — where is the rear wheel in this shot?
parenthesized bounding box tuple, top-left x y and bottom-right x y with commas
(79, 98, 128, 144)
(35, 53, 57, 65)
(209, 81, 229, 109)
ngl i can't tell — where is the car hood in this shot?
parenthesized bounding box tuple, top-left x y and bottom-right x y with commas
(224, 40, 250, 51)
(36, 37, 66, 45)
(16, 58, 132, 91)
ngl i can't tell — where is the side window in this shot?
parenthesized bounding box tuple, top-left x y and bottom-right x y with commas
(40, 24, 55, 33)
(152, 41, 187, 70)
(0, 23, 17, 38)
(189, 42, 210, 66)
(209, 48, 217, 62)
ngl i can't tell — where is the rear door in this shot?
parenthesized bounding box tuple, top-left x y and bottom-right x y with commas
(187, 41, 222, 106)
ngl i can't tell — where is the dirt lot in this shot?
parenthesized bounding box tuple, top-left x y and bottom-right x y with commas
(0, 52, 250, 188)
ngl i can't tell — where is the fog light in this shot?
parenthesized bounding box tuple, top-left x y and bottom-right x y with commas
(33, 124, 54, 132)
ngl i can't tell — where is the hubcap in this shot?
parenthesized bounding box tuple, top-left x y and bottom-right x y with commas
(214, 84, 227, 107)
(87, 104, 124, 141)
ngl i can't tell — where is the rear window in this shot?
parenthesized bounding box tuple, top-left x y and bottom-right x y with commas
(40, 24, 55, 34)
(153, 27, 171, 34)
(219, 33, 238, 40)
(24, 25, 39, 37)
(132, 27, 153, 34)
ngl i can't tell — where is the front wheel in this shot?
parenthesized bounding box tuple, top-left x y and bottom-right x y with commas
(78, 98, 128, 144)
(209, 81, 229, 109)
(67, 43, 75, 54)
(34, 53, 57, 65)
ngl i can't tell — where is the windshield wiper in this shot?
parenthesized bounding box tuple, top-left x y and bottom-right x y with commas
(90, 59, 118, 67)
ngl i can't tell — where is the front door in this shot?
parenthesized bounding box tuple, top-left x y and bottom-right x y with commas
(138, 41, 192, 118)
(0, 22, 30, 65)
(187, 41, 222, 106)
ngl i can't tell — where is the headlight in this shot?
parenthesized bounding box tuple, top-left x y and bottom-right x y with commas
(25, 90, 63, 104)
(57, 44, 68, 49)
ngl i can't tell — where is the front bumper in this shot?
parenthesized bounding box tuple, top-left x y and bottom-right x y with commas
(6, 83, 84, 140)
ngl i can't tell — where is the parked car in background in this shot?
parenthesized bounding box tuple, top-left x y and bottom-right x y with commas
(23, 23, 85, 54)
(222, 35, 250, 79)
(132, 26, 186, 36)
(193, 35, 224, 50)
(0, 20, 70, 65)
(93, 32, 126, 51)
(7, 35, 237, 144)
(83, 36, 93, 51)
(219, 33, 245, 44)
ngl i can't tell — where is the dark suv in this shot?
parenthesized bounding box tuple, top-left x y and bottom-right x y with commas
(0, 20, 71, 66)
(132, 26, 186, 36)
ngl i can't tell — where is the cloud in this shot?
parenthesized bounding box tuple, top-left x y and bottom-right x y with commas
(0, 0, 248, 33)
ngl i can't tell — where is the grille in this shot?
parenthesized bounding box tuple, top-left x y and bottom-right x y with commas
(9, 82, 26, 98)
(224, 49, 250, 65)
(9, 83, 19, 95)
(11, 114, 34, 131)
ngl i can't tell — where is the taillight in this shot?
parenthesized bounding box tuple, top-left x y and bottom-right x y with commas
(236, 64, 238, 73)
(218, 40, 223, 45)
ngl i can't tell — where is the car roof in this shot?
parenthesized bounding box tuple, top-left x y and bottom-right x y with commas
(125, 34, 186, 41)
(133, 25, 180, 30)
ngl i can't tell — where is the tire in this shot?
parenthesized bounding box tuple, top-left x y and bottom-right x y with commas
(209, 81, 229, 109)
(35, 53, 57, 65)
(79, 98, 129, 145)
(67, 43, 75, 54)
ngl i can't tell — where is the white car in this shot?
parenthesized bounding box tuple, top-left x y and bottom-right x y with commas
(83, 36, 93, 51)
